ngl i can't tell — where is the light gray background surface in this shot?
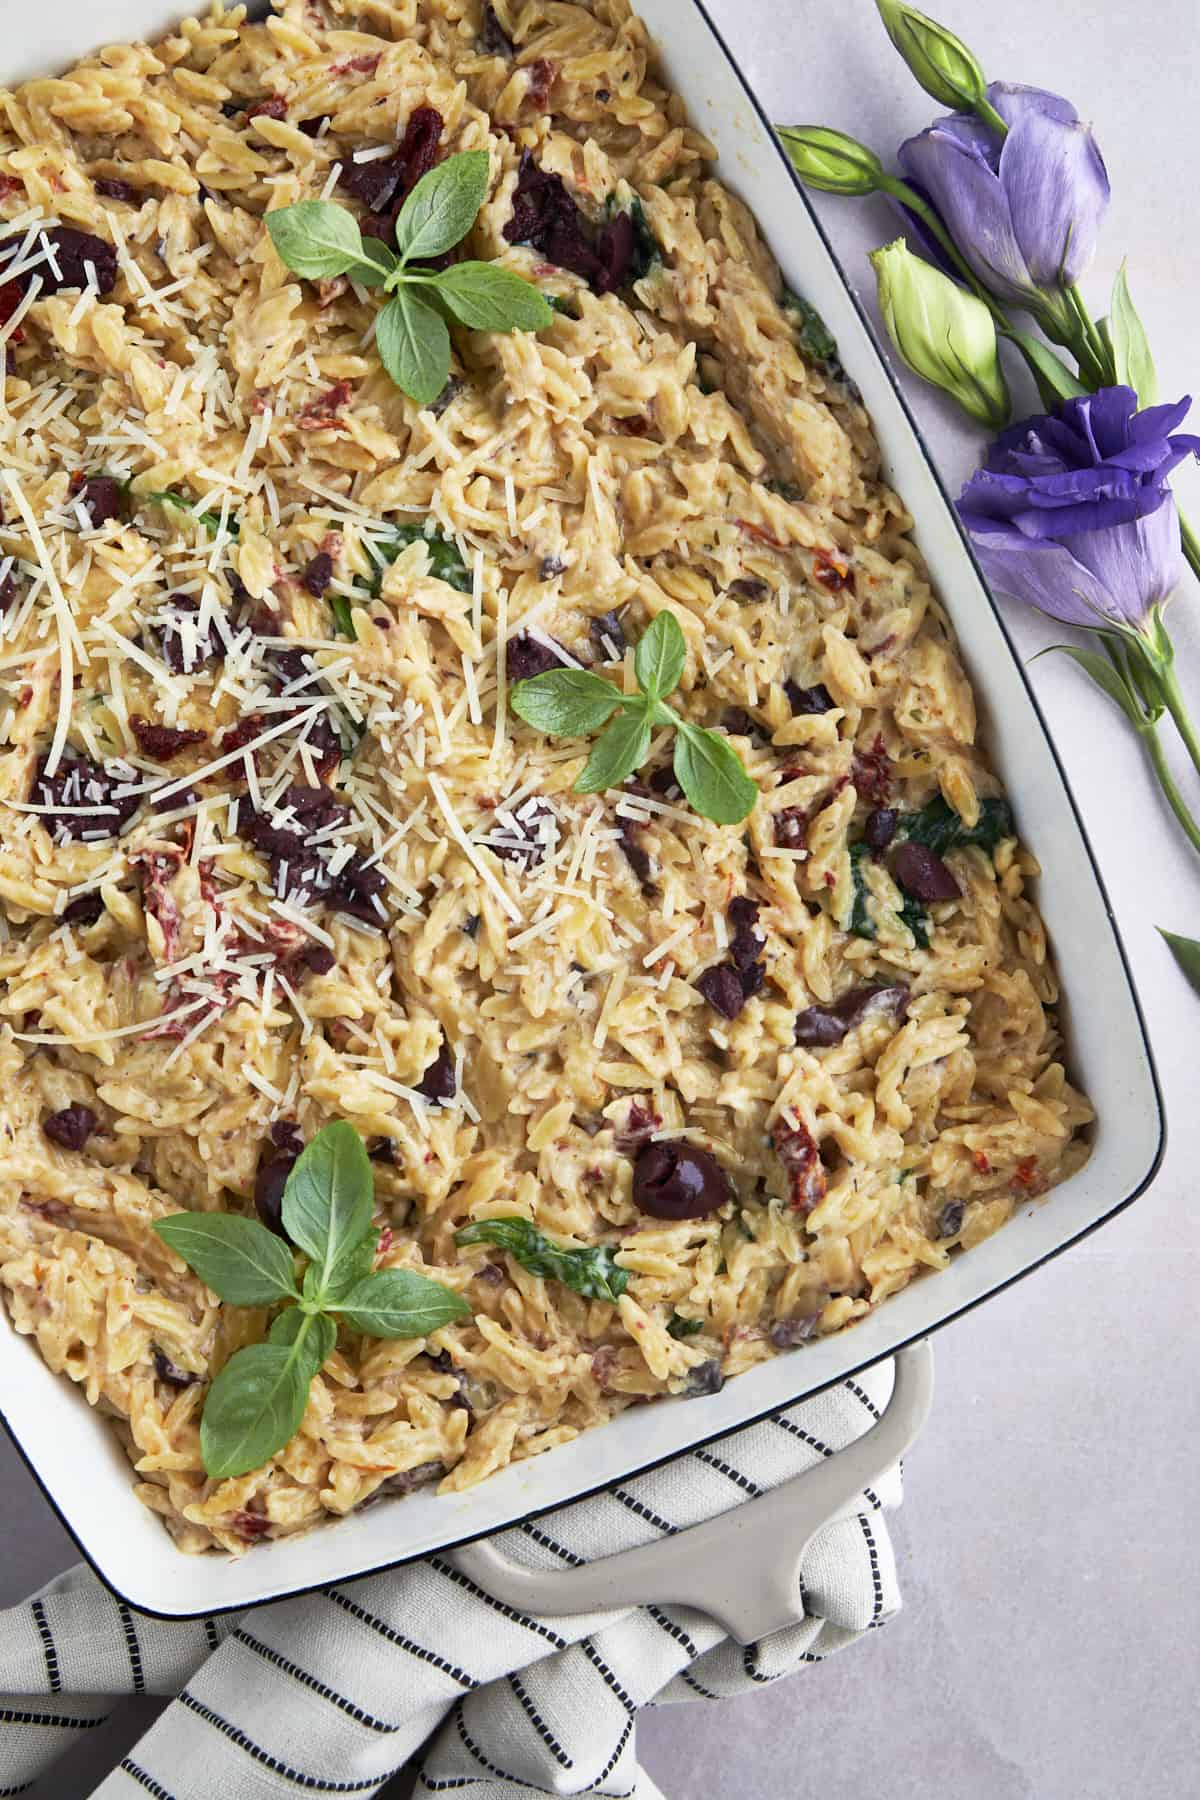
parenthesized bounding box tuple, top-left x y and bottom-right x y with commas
(3, 2, 1199, 1796)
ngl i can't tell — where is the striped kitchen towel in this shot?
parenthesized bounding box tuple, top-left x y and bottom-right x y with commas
(0, 1360, 903, 1799)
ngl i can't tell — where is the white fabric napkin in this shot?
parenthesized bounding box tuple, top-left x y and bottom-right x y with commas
(0, 1361, 903, 1799)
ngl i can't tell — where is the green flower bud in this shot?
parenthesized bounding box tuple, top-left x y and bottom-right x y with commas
(776, 127, 885, 197)
(869, 239, 1010, 429)
(875, 2, 989, 113)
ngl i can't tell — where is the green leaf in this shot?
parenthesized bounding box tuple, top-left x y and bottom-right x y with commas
(848, 840, 877, 940)
(898, 794, 1014, 856)
(269, 1305, 337, 1375)
(781, 285, 842, 373)
(666, 1312, 705, 1339)
(321, 1228, 379, 1304)
(510, 668, 624, 736)
(200, 1334, 315, 1479)
(331, 1268, 471, 1337)
(1033, 643, 1147, 729)
(281, 1121, 374, 1298)
(875, 2, 989, 111)
(153, 1213, 299, 1308)
(345, 241, 400, 289)
(897, 889, 930, 949)
(634, 610, 686, 700)
(267, 200, 365, 280)
(394, 150, 490, 264)
(375, 290, 452, 406)
(142, 488, 239, 540)
(671, 723, 758, 824)
(1158, 928, 1200, 998)
(330, 593, 357, 639)
(1109, 263, 1158, 406)
(359, 522, 470, 597)
(573, 704, 652, 794)
(431, 261, 553, 332)
(455, 1217, 628, 1303)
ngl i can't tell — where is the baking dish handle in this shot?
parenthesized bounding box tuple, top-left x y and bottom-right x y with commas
(448, 1339, 933, 1645)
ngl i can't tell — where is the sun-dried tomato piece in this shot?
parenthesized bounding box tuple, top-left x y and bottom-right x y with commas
(130, 715, 207, 762)
(851, 733, 892, 806)
(772, 1116, 827, 1213)
(813, 549, 853, 592)
(246, 95, 288, 121)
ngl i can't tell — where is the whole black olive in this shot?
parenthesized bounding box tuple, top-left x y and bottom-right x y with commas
(632, 1140, 736, 1220)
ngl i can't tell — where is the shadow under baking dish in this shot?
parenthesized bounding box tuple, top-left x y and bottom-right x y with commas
(0, 0, 1163, 1617)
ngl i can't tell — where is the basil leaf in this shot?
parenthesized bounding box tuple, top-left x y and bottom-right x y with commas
(1159, 928, 1200, 998)
(330, 593, 357, 639)
(898, 795, 1013, 856)
(269, 1305, 337, 1376)
(455, 1217, 628, 1302)
(634, 610, 686, 700)
(322, 1228, 379, 1304)
(1109, 262, 1158, 405)
(376, 289, 451, 406)
(672, 723, 757, 824)
(573, 704, 652, 794)
(667, 1312, 705, 1339)
(394, 151, 489, 264)
(267, 200, 365, 279)
(281, 1121, 374, 1296)
(345, 241, 400, 290)
(510, 668, 623, 736)
(431, 260, 553, 332)
(153, 1213, 299, 1308)
(331, 1268, 471, 1337)
(200, 1337, 314, 1479)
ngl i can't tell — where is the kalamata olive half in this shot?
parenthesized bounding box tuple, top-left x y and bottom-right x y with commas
(632, 1140, 736, 1220)
(891, 840, 961, 901)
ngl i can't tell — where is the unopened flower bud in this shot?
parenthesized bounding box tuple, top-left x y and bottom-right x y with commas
(870, 238, 1009, 429)
(876, 2, 989, 113)
(777, 127, 885, 197)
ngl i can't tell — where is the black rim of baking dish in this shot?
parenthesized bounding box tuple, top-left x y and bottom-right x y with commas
(0, 0, 1165, 1620)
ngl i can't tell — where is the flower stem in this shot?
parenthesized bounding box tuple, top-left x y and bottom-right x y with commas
(972, 96, 1010, 140)
(1141, 718, 1200, 857)
(878, 176, 1004, 316)
(1155, 656, 1200, 787)
(1065, 283, 1112, 383)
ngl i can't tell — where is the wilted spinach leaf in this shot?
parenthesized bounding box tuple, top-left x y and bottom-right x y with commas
(360, 522, 471, 597)
(899, 795, 1013, 857)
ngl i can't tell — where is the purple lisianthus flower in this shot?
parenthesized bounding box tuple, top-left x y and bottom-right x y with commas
(899, 83, 1109, 306)
(958, 387, 1200, 628)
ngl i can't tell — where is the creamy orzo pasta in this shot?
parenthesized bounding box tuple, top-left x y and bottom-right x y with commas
(0, 0, 1091, 1552)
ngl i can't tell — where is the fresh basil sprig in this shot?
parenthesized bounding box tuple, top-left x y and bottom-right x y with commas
(455, 1217, 629, 1303)
(267, 153, 553, 405)
(509, 609, 758, 825)
(154, 1121, 470, 1479)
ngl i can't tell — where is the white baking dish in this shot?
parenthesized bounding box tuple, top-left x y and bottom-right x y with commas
(0, 0, 1162, 1618)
